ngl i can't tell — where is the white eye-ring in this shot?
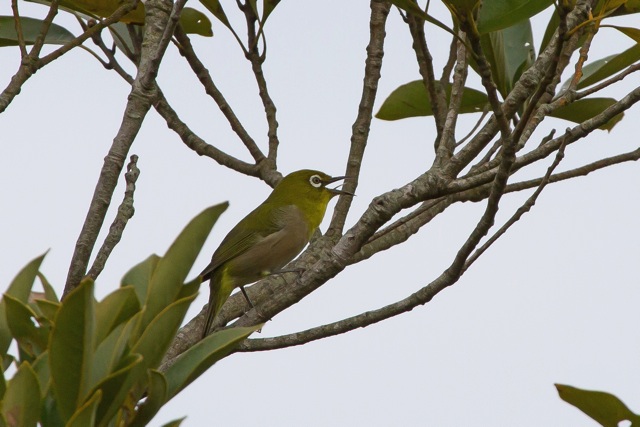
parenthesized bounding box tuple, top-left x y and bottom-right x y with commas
(309, 174, 322, 188)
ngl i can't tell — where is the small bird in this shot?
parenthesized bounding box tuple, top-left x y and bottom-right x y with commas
(200, 169, 351, 338)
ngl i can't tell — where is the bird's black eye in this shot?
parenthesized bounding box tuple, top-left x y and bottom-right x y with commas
(309, 175, 322, 188)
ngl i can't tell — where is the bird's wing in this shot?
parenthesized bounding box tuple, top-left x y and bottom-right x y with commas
(200, 203, 291, 279)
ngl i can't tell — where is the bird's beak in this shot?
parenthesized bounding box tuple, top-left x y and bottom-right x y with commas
(324, 176, 354, 196)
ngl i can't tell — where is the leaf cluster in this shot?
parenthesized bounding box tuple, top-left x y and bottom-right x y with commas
(0, 204, 260, 427)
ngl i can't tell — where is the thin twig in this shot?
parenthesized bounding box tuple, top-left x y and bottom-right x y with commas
(64, 0, 184, 296)
(173, 27, 265, 164)
(328, 0, 391, 237)
(86, 155, 140, 280)
(11, 0, 27, 58)
(462, 140, 568, 272)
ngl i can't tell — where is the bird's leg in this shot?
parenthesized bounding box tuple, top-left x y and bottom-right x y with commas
(239, 285, 255, 309)
(239, 285, 272, 324)
(269, 267, 306, 279)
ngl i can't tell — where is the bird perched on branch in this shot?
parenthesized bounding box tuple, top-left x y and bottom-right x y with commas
(200, 169, 352, 338)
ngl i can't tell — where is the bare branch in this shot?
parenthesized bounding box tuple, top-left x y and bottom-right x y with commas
(64, 0, 186, 296)
(86, 155, 140, 280)
(11, 0, 27, 58)
(153, 88, 261, 176)
(173, 27, 266, 165)
(462, 140, 568, 272)
(328, 0, 391, 237)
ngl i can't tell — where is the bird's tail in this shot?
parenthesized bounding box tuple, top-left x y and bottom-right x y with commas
(202, 269, 234, 339)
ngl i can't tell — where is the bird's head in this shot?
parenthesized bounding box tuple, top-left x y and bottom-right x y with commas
(268, 169, 353, 225)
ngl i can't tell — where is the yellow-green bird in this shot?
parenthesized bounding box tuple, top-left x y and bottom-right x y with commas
(200, 169, 351, 338)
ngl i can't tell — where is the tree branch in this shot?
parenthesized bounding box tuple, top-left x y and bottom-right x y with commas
(328, 0, 390, 237)
(86, 155, 140, 280)
(63, 0, 185, 296)
(173, 26, 266, 165)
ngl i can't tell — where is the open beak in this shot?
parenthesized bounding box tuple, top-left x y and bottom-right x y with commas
(324, 176, 354, 196)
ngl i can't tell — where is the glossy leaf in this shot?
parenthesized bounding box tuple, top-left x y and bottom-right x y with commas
(479, 18, 535, 98)
(577, 44, 640, 89)
(1, 362, 40, 427)
(164, 324, 261, 399)
(108, 22, 137, 59)
(161, 419, 186, 427)
(608, 25, 640, 43)
(180, 7, 213, 37)
(90, 353, 143, 426)
(0, 16, 75, 47)
(62, 0, 144, 24)
(121, 254, 160, 306)
(4, 295, 47, 358)
(263, 0, 281, 22)
(89, 320, 135, 393)
(49, 279, 96, 422)
(199, 0, 232, 29)
(37, 273, 59, 303)
(0, 254, 46, 356)
(31, 352, 50, 399)
(477, 0, 553, 34)
(35, 299, 60, 324)
(67, 390, 101, 427)
(136, 204, 228, 338)
(132, 295, 197, 372)
(177, 276, 201, 300)
(129, 370, 167, 427)
(550, 97, 624, 131)
(95, 286, 140, 344)
(556, 384, 640, 426)
(376, 81, 488, 121)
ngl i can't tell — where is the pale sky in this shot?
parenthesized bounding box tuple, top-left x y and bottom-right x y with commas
(1, 1, 639, 426)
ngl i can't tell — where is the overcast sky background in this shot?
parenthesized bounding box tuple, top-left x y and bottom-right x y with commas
(1, 1, 640, 426)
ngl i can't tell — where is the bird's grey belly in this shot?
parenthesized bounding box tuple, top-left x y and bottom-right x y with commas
(228, 226, 309, 286)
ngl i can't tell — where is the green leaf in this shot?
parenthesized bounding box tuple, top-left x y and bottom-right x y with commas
(180, 7, 213, 37)
(44, 0, 146, 24)
(555, 384, 640, 426)
(95, 286, 140, 345)
(35, 299, 60, 323)
(0, 254, 47, 357)
(49, 279, 96, 422)
(31, 352, 50, 399)
(477, 0, 553, 34)
(67, 390, 102, 427)
(135, 204, 228, 339)
(121, 254, 160, 306)
(4, 295, 48, 359)
(161, 418, 186, 427)
(577, 44, 640, 89)
(198, 0, 232, 29)
(90, 353, 143, 426)
(89, 319, 135, 393)
(1, 362, 41, 427)
(263, 0, 281, 22)
(177, 276, 201, 300)
(607, 25, 640, 43)
(5, 253, 46, 302)
(376, 81, 488, 121)
(0, 16, 75, 47)
(478, 18, 535, 98)
(132, 295, 197, 371)
(128, 370, 168, 427)
(550, 97, 624, 131)
(37, 273, 59, 303)
(164, 324, 261, 399)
